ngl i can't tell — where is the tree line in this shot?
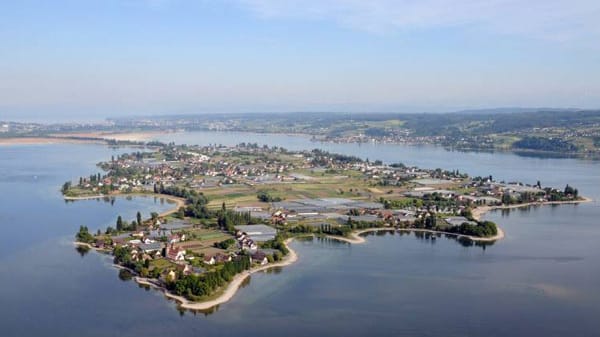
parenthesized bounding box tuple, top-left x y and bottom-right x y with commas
(166, 256, 251, 300)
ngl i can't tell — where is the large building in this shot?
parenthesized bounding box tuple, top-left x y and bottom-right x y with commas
(234, 224, 277, 242)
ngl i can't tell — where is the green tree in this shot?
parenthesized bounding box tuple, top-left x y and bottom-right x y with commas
(75, 225, 94, 243)
(116, 216, 123, 231)
(61, 181, 71, 194)
(176, 207, 185, 219)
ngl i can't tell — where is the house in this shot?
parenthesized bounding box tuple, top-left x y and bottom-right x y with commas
(111, 235, 128, 246)
(168, 233, 186, 244)
(175, 263, 192, 275)
(234, 224, 277, 242)
(242, 237, 258, 251)
(215, 253, 232, 264)
(131, 231, 145, 238)
(250, 251, 268, 265)
(203, 255, 216, 265)
(94, 239, 105, 249)
(166, 245, 186, 261)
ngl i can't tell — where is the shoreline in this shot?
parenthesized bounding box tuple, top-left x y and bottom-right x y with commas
(64, 193, 186, 217)
(49, 131, 168, 142)
(73, 196, 592, 311)
(471, 197, 593, 221)
(0, 131, 166, 147)
(325, 197, 592, 245)
(326, 226, 505, 244)
(134, 237, 298, 311)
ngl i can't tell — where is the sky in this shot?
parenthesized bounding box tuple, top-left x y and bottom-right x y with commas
(1, 0, 600, 120)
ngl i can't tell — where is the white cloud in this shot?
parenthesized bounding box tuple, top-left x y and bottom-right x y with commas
(236, 0, 600, 43)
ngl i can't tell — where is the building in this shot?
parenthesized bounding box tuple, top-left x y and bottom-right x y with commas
(250, 251, 269, 265)
(234, 224, 277, 242)
(137, 242, 163, 253)
(203, 255, 216, 265)
(444, 216, 477, 227)
(166, 245, 185, 261)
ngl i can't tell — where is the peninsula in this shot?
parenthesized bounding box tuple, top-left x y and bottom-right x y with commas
(69, 142, 587, 310)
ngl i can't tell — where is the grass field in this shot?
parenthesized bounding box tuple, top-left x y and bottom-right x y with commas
(149, 258, 177, 272)
(174, 228, 234, 256)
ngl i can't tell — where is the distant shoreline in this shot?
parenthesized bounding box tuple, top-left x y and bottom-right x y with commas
(0, 131, 167, 146)
(50, 131, 168, 142)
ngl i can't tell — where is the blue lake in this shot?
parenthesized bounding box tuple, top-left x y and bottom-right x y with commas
(1, 134, 599, 337)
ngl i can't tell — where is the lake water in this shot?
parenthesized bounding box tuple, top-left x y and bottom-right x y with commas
(1, 133, 599, 337)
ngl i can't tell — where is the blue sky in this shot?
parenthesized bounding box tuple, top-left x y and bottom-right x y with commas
(1, 0, 599, 120)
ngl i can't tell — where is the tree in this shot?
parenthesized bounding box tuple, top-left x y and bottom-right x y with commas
(61, 181, 71, 194)
(136, 211, 142, 227)
(75, 226, 94, 243)
(116, 216, 123, 231)
(564, 184, 577, 196)
(176, 207, 185, 219)
(502, 193, 512, 205)
(461, 208, 473, 220)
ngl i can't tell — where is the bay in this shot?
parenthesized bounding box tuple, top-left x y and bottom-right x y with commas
(0, 133, 599, 337)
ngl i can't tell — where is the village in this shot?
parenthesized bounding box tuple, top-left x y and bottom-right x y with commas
(70, 142, 582, 303)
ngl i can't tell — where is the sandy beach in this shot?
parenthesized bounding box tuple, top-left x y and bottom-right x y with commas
(0, 131, 167, 147)
(51, 131, 167, 142)
(0, 137, 105, 146)
(324, 228, 395, 244)
(64, 195, 108, 201)
(134, 237, 298, 311)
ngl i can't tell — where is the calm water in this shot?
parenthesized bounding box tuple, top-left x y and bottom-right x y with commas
(1, 134, 599, 337)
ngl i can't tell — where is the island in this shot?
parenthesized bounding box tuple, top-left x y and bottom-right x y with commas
(68, 142, 588, 310)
